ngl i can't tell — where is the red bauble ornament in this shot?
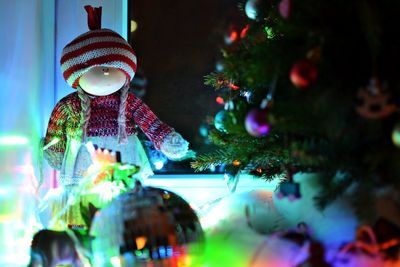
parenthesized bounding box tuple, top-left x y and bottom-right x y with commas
(290, 60, 318, 89)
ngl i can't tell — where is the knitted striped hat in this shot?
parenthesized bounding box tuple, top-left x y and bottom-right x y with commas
(60, 6, 137, 88)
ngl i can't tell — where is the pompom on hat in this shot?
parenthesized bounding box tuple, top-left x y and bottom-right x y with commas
(60, 6, 137, 88)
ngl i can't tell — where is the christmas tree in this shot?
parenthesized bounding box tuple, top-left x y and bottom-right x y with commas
(192, 0, 400, 217)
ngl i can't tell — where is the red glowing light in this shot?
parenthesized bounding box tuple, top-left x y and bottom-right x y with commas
(230, 31, 238, 42)
(240, 24, 250, 38)
(216, 97, 225, 105)
(228, 82, 240, 90)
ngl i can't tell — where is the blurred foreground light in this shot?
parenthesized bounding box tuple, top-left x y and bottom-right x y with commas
(154, 160, 164, 170)
(0, 135, 29, 146)
(110, 256, 121, 267)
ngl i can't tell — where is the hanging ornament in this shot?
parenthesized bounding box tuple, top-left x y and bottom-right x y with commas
(279, 0, 292, 19)
(245, 77, 277, 137)
(276, 182, 301, 201)
(245, 0, 261, 20)
(290, 60, 318, 89)
(214, 110, 237, 133)
(276, 167, 301, 201)
(90, 183, 204, 267)
(245, 108, 271, 137)
(355, 78, 397, 120)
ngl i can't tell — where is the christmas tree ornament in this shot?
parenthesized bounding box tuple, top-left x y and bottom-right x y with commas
(41, 5, 189, 230)
(279, 0, 292, 19)
(245, 108, 271, 137)
(245, 0, 261, 20)
(290, 60, 318, 89)
(391, 124, 400, 147)
(90, 183, 204, 266)
(277, 167, 301, 201)
(276, 182, 301, 201)
(214, 110, 237, 133)
(355, 78, 397, 120)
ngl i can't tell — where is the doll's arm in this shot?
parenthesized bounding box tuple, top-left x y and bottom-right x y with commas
(129, 94, 189, 159)
(43, 100, 69, 170)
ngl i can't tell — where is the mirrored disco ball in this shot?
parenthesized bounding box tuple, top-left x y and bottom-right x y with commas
(90, 184, 204, 267)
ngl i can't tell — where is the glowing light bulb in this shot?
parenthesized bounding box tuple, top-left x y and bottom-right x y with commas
(154, 161, 164, 170)
(136, 236, 147, 250)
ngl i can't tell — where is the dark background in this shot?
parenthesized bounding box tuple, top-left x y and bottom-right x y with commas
(128, 0, 243, 172)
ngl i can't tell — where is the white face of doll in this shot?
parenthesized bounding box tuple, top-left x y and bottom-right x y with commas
(79, 66, 126, 96)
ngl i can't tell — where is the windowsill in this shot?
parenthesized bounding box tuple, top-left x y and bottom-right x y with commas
(143, 174, 277, 208)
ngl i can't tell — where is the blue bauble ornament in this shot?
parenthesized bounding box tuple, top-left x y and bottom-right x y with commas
(214, 110, 237, 133)
(245, 0, 261, 20)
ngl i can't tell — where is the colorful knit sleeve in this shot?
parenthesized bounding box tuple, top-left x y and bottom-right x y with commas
(128, 94, 174, 149)
(43, 99, 69, 170)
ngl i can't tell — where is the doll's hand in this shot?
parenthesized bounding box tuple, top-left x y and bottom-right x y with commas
(160, 132, 189, 160)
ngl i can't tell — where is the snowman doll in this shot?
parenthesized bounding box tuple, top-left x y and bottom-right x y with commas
(41, 6, 188, 230)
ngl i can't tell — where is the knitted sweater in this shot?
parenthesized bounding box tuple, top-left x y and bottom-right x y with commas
(44, 91, 174, 171)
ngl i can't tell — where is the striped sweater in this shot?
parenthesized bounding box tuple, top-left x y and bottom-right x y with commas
(44, 91, 173, 170)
